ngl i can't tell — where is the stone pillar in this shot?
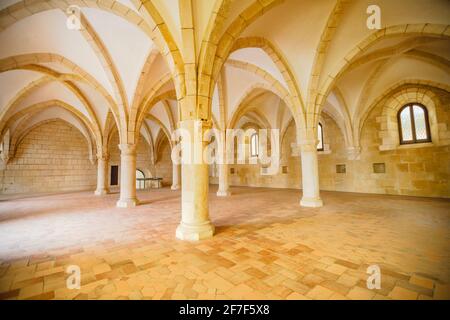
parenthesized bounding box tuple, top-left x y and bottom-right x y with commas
(171, 162, 180, 190)
(176, 120, 215, 240)
(300, 139, 323, 207)
(94, 154, 109, 195)
(216, 132, 230, 197)
(216, 163, 230, 196)
(116, 143, 138, 208)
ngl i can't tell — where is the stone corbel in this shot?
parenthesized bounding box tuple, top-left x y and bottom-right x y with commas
(0, 154, 9, 170)
(292, 138, 319, 156)
(300, 139, 319, 153)
(200, 118, 213, 140)
(290, 143, 301, 157)
(118, 143, 137, 156)
(347, 146, 362, 160)
(96, 152, 109, 163)
(0, 136, 10, 170)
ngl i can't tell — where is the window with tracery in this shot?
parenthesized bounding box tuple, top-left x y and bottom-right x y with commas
(398, 104, 431, 144)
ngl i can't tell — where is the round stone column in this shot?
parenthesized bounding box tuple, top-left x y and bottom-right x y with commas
(216, 163, 230, 197)
(94, 154, 109, 195)
(176, 120, 215, 240)
(300, 139, 323, 207)
(116, 143, 138, 208)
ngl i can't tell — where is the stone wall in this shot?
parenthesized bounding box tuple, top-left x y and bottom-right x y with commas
(318, 87, 450, 198)
(0, 120, 96, 194)
(108, 131, 173, 188)
(210, 123, 301, 189)
(154, 139, 173, 187)
(211, 87, 450, 198)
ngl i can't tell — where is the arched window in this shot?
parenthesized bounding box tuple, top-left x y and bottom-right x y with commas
(317, 123, 324, 151)
(250, 133, 258, 157)
(398, 103, 431, 144)
(136, 169, 145, 190)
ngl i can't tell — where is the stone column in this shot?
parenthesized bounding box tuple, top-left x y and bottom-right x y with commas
(171, 162, 180, 190)
(216, 163, 230, 196)
(300, 139, 323, 207)
(216, 133, 230, 197)
(176, 120, 215, 240)
(94, 154, 109, 195)
(116, 143, 138, 208)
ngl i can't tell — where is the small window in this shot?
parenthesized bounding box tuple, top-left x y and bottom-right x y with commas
(317, 123, 324, 151)
(282, 166, 288, 174)
(336, 164, 346, 174)
(398, 103, 431, 144)
(373, 163, 386, 174)
(250, 133, 258, 157)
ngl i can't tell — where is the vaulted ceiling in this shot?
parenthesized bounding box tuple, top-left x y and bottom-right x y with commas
(0, 0, 448, 160)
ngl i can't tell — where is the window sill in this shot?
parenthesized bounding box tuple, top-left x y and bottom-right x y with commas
(397, 142, 434, 150)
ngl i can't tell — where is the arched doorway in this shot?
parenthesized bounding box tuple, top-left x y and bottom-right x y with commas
(136, 169, 145, 190)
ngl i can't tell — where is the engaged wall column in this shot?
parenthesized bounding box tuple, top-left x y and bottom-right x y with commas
(171, 162, 180, 190)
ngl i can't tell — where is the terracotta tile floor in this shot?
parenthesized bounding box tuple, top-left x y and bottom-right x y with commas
(0, 187, 449, 300)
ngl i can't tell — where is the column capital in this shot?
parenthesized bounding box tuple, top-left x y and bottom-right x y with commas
(179, 119, 213, 131)
(96, 153, 109, 162)
(298, 139, 319, 152)
(118, 143, 137, 156)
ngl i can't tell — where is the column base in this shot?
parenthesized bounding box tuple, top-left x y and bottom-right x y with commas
(94, 188, 109, 196)
(176, 221, 215, 241)
(216, 190, 231, 197)
(171, 185, 180, 190)
(300, 197, 323, 208)
(116, 198, 139, 208)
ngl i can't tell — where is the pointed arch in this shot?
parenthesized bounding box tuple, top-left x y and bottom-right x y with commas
(314, 23, 450, 128)
(0, 53, 121, 141)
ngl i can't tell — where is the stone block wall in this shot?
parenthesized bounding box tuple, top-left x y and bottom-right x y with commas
(108, 131, 173, 188)
(212, 87, 450, 198)
(154, 140, 173, 186)
(0, 120, 96, 194)
(320, 87, 450, 198)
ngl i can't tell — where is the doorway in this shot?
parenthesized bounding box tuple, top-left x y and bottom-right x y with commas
(110, 165, 119, 186)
